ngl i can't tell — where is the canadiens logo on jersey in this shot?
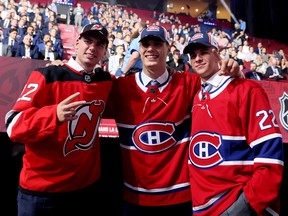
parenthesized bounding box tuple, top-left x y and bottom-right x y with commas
(132, 122, 176, 153)
(189, 132, 223, 168)
(63, 100, 105, 156)
(279, 92, 288, 130)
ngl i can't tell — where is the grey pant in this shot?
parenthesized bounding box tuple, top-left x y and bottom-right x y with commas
(220, 191, 257, 216)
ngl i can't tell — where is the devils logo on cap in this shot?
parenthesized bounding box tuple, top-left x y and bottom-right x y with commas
(91, 24, 103, 30)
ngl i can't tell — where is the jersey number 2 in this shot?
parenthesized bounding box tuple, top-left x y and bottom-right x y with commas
(17, 83, 38, 102)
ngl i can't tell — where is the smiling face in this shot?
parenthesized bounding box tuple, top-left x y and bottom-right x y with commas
(188, 44, 220, 81)
(75, 34, 107, 72)
(140, 38, 169, 78)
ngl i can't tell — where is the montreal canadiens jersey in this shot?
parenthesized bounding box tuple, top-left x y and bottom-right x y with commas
(5, 64, 113, 193)
(105, 71, 200, 206)
(189, 76, 284, 215)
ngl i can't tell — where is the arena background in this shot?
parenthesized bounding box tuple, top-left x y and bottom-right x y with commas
(1, 0, 288, 215)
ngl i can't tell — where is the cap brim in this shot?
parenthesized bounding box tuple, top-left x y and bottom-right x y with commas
(139, 35, 167, 43)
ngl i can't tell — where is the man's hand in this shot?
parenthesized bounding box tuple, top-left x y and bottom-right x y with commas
(57, 92, 86, 123)
(46, 59, 67, 67)
(218, 57, 244, 78)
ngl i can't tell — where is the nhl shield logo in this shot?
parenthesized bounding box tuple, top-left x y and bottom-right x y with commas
(84, 74, 92, 83)
(279, 92, 288, 130)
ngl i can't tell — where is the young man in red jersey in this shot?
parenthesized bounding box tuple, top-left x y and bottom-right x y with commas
(5, 24, 113, 216)
(104, 26, 242, 216)
(185, 32, 284, 216)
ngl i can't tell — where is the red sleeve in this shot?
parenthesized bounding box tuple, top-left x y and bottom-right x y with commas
(240, 82, 284, 214)
(6, 70, 60, 143)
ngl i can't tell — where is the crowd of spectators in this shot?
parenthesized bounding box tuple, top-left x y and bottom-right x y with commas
(0, 0, 287, 81)
(0, 0, 63, 60)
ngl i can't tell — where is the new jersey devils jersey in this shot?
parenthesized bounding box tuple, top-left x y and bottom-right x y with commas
(5, 64, 113, 193)
(189, 76, 284, 215)
(105, 71, 200, 206)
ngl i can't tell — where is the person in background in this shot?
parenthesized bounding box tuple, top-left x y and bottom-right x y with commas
(73, 2, 84, 32)
(2, 27, 19, 57)
(5, 24, 113, 216)
(254, 42, 263, 55)
(166, 48, 186, 71)
(15, 34, 40, 59)
(49, 0, 58, 15)
(39, 40, 59, 61)
(239, 18, 246, 32)
(231, 22, 244, 46)
(121, 21, 146, 76)
(90, 2, 98, 19)
(245, 62, 265, 80)
(184, 32, 284, 216)
(108, 44, 125, 78)
(265, 56, 287, 81)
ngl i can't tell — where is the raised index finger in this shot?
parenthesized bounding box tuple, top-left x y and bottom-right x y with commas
(60, 92, 81, 105)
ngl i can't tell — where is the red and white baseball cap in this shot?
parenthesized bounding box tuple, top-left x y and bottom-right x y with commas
(139, 25, 169, 43)
(183, 32, 218, 54)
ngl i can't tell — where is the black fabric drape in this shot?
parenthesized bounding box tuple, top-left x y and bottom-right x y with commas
(117, 0, 167, 12)
(230, 0, 288, 45)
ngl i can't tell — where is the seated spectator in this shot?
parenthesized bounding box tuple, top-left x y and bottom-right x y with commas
(219, 48, 229, 59)
(37, 33, 51, 52)
(151, 11, 158, 20)
(113, 31, 124, 46)
(160, 15, 172, 24)
(265, 57, 287, 81)
(275, 48, 286, 62)
(15, 34, 40, 59)
(175, 36, 188, 54)
(242, 40, 250, 54)
(123, 34, 131, 54)
(244, 46, 257, 62)
(260, 47, 270, 62)
(167, 44, 177, 62)
(2, 28, 19, 57)
(17, 17, 27, 39)
(215, 31, 229, 49)
(39, 40, 59, 61)
(281, 58, 288, 75)
(0, 11, 12, 29)
(20, 25, 41, 46)
(254, 42, 263, 54)
(107, 38, 116, 57)
(253, 54, 268, 74)
(166, 49, 186, 71)
(49, 27, 63, 60)
(245, 62, 265, 80)
(108, 44, 125, 78)
(174, 16, 181, 24)
(230, 49, 244, 71)
(236, 45, 246, 60)
(3, 18, 18, 39)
